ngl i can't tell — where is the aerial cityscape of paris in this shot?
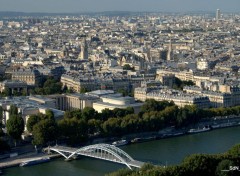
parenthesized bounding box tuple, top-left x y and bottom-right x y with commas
(0, 0, 240, 176)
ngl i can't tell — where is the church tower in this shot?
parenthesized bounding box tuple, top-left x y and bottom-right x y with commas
(167, 38, 173, 61)
(78, 38, 88, 60)
(63, 45, 69, 57)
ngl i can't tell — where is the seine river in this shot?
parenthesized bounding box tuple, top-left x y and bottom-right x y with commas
(4, 126, 240, 176)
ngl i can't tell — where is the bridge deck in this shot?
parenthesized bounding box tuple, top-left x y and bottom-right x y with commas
(50, 146, 76, 153)
(48, 145, 145, 168)
(128, 160, 145, 168)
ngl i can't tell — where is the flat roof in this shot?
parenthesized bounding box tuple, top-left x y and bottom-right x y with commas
(86, 90, 115, 97)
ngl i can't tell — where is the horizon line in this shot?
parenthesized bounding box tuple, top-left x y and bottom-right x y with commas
(0, 10, 239, 15)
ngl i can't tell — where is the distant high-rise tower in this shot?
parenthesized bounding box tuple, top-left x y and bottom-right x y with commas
(216, 9, 221, 23)
(78, 38, 88, 60)
(167, 39, 173, 61)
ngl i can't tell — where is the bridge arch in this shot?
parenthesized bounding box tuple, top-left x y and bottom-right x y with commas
(47, 144, 137, 170)
(72, 144, 134, 162)
(94, 144, 134, 161)
(47, 148, 69, 159)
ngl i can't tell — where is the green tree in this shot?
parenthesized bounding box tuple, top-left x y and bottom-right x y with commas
(63, 109, 82, 119)
(142, 111, 162, 131)
(113, 108, 126, 118)
(26, 115, 40, 133)
(141, 99, 174, 113)
(43, 79, 62, 95)
(101, 108, 113, 121)
(125, 107, 134, 115)
(6, 114, 24, 146)
(120, 114, 139, 133)
(182, 154, 217, 176)
(71, 109, 82, 119)
(87, 119, 101, 135)
(45, 109, 54, 119)
(9, 105, 18, 116)
(227, 144, 240, 157)
(215, 160, 235, 176)
(64, 111, 73, 119)
(108, 144, 240, 176)
(140, 163, 155, 172)
(102, 118, 122, 136)
(32, 119, 58, 146)
(34, 76, 62, 95)
(117, 88, 128, 96)
(82, 107, 98, 121)
(160, 105, 179, 126)
(2, 88, 11, 96)
(106, 168, 134, 176)
(58, 118, 88, 145)
(176, 108, 188, 127)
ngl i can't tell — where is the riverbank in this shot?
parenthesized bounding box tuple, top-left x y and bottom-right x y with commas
(106, 117, 240, 145)
(0, 152, 60, 169)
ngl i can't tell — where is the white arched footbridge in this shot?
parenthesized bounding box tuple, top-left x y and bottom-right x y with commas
(45, 144, 145, 169)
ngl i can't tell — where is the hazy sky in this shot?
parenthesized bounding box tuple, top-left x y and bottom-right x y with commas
(0, 0, 239, 13)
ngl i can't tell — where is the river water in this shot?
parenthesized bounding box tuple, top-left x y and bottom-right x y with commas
(3, 126, 240, 176)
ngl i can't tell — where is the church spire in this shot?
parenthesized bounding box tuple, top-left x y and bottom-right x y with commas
(167, 38, 173, 61)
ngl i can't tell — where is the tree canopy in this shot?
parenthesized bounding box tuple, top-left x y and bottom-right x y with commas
(58, 117, 87, 145)
(32, 118, 58, 146)
(33, 76, 62, 95)
(9, 105, 18, 116)
(6, 114, 24, 142)
(56, 101, 240, 143)
(27, 114, 41, 133)
(141, 99, 174, 113)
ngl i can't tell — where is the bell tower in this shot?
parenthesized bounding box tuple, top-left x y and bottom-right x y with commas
(78, 38, 88, 60)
